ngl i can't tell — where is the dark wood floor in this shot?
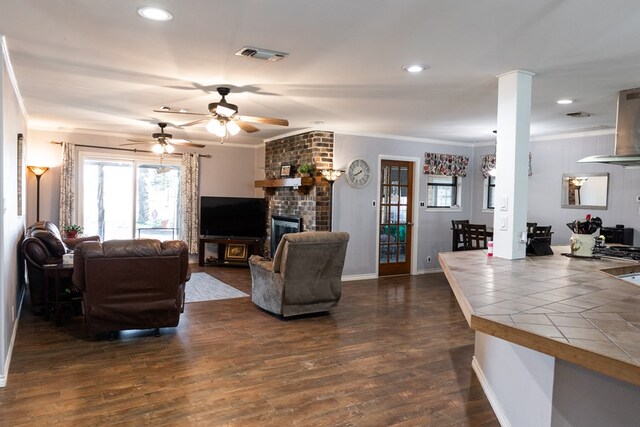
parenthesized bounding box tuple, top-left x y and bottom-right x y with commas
(0, 267, 498, 426)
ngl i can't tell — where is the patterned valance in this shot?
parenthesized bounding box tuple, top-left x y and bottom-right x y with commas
(481, 153, 533, 178)
(423, 153, 469, 177)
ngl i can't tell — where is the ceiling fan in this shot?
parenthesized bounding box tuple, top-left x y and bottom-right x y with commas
(154, 87, 289, 138)
(121, 122, 205, 154)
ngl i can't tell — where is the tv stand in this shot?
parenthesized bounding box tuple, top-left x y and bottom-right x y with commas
(198, 236, 264, 267)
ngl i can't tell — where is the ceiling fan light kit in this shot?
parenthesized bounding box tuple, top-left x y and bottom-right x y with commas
(206, 119, 225, 137)
(226, 120, 241, 136)
(154, 87, 289, 143)
(122, 122, 204, 154)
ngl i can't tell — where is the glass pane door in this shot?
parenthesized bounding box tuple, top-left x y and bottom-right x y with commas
(81, 156, 181, 242)
(83, 159, 134, 240)
(379, 160, 413, 276)
(136, 163, 180, 240)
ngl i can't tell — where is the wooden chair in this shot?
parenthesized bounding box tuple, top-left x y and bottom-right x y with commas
(451, 220, 469, 251)
(462, 223, 488, 250)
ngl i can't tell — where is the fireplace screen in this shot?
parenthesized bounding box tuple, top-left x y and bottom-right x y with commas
(271, 215, 302, 255)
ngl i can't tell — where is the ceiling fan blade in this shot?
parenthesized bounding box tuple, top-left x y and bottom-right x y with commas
(153, 109, 209, 117)
(121, 141, 154, 146)
(180, 117, 211, 127)
(126, 138, 153, 143)
(236, 121, 260, 133)
(238, 114, 289, 126)
(174, 142, 206, 149)
(166, 138, 191, 144)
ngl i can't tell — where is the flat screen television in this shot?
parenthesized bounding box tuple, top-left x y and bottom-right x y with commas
(200, 196, 267, 238)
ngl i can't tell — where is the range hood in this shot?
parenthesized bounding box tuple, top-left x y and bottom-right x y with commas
(578, 87, 640, 167)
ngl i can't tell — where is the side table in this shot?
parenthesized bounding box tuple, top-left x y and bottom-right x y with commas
(42, 263, 75, 326)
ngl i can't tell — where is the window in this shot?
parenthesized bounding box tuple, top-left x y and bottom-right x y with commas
(427, 175, 461, 208)
(79, 152, 181, 241)
(484, 175, 496, 210)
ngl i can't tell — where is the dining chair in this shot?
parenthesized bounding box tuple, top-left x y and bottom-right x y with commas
(526, 225, 553, 255)
(462, 223, 488, 250)
(451, 220, 469, 251)
(526, 222, 538, 235)
(530, 225, 552, 243)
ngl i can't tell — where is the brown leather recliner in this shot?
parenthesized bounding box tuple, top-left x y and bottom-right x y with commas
(72, 239, 190, 334)
(21, 221, 100, 314)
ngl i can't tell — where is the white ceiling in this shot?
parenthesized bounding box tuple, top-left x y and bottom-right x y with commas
(2, 0, 640, 147)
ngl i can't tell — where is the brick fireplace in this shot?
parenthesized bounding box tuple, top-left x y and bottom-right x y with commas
(263, 130, 334, 255)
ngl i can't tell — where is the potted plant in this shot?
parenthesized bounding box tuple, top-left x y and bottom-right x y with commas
(63, 224, 83, 239)
(296, 162, 315, 177)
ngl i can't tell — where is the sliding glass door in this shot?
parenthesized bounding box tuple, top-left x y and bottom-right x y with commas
(79, 153, 180, 241)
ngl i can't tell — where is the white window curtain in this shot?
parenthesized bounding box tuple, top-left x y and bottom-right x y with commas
(180, 153, 199, 253)
(58, 141, 75, 230)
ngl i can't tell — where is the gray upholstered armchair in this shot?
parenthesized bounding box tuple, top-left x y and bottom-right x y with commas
(249, 231, 349, 317)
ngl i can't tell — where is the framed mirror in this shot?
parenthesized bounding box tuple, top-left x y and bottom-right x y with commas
(561, 172, 609, 210)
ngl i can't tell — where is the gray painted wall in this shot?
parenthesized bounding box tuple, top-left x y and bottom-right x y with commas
(332, 133, 474, 276)
(471, 131, 640, 247)
(1, 52, 28, 384)
(528, 132, 640, 245)
(333, 130, 640, 277)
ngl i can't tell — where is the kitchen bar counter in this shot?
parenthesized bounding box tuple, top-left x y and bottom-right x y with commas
(439, 247, 640, 386)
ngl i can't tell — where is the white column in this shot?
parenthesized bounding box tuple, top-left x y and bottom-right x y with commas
(493, 70, 534, 260)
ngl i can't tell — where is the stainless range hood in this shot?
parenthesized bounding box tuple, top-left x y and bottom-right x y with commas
(578, 87, 640, 167)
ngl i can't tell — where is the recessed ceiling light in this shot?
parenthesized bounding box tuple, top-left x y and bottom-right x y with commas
(402, 64, 430, 73)
(556, 99, 574, 105)
(137, 7, 173, 21)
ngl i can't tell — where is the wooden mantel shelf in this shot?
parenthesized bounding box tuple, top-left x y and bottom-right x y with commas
(255, 177, 320, 195)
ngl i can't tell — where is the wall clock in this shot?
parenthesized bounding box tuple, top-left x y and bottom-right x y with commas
(345, 158, 371, 188)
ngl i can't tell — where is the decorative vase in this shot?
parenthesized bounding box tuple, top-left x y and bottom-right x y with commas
(570, 233, 595, 257)
(66, 231, 78, 239)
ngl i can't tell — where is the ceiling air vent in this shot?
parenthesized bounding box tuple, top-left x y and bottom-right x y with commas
(566, 111, 592, 118)
(234, 46, 288, 62)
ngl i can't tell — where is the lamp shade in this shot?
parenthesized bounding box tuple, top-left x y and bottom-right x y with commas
(226, 121, 241, 136)
(206, 119, 226, 137)
(152, 143, 165, 154)
(321, 169, 344, 182)
(27, 166, 49, 176)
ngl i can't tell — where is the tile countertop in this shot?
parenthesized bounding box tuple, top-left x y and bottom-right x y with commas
(438, 247, 640, 387)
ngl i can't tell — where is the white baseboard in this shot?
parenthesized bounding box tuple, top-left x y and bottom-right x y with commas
(341, 273, 378, 282)
(1, 288, 24, 387)
(342, 268, 442, 281)
(415, 267, 442, 275)
(471, 356, 510, 427)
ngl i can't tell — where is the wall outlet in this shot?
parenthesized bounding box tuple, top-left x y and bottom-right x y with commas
(372, 200, 376, 207)
(636, 195, 640, 203)
(427, 256, 431, 262)
(420, 201, 425, 207)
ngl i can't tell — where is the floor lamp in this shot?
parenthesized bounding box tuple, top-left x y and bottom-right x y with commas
(27, 166, 49, 221)
(321, 169, 344, 231)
